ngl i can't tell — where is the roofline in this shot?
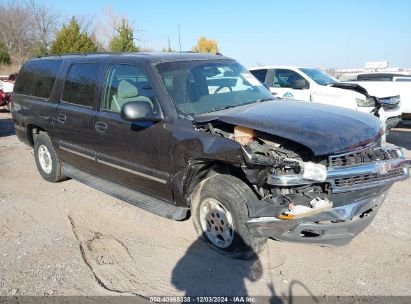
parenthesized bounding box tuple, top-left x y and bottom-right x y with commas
(357, 72, 411, 76)
(248, 65, 309, 70)
(36, 51, 224, 59)
(36, 51, 185, 58)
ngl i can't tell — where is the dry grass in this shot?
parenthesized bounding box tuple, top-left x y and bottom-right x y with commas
(0, 63, 20, 76)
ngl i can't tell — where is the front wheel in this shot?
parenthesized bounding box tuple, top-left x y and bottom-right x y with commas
(191, 174, 266, 259)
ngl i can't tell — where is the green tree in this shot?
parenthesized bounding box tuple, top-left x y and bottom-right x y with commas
(191, 36, 219, 54)
(29, 41, 48, 57)
(50, 17, 97, 54)
(0, 42, 11, 65)
(108, 19, 138, 52)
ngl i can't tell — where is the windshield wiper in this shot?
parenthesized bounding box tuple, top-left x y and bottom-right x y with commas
(205, 98, 275, 114)
(253, 98, 275, 103)
(209, 105, 238, 112)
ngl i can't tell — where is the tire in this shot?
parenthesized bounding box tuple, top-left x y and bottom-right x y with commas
(191, 174, 267, 259)
(34, 133, 66, 182)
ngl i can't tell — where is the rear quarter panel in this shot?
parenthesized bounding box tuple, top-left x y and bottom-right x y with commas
(12, 94, 56, 146)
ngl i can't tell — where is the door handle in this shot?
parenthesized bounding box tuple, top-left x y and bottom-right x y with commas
(56, 114, 66, 124)
(95, 121, 108, 133)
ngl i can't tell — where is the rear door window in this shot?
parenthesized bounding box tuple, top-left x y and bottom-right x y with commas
(14, 59, 62, 98)
(62, 63, 100, 107)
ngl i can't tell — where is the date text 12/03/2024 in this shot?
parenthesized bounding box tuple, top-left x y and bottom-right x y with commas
(149, 296, 257, 303)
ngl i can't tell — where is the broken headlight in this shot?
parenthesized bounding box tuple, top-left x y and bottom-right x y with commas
(301, 162, 328, 182)
(378, 95, 401, 110)
(356, 97, 376, 107)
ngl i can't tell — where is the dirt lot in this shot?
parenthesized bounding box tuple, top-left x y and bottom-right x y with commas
(0, 110, 410, 299)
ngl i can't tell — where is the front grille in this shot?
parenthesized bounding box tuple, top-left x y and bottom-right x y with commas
(334, 168, 404, 188)
(330, 148, 397, 168)
(402, 113, 411, 120)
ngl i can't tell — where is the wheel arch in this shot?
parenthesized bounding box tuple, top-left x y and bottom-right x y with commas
(177, 159, 257, 207)
(26, 124, 47, 147)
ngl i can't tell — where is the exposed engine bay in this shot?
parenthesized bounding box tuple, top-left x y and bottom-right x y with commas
(197, 121, 333, 219)
(192, 111, 410, 245)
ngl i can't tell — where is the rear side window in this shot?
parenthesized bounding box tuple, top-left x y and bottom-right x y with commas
(62, 63, 100, 107)
(250, 69, 267, 83)
(14, 60, 62, 98)
(357, 75, 391, 81)
(395, 77, 411, 82)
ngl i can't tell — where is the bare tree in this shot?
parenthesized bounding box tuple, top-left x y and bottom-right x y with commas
(94, 5, 141, 50)
(26, 0, 60, 52)
(0, 1, 34, 64)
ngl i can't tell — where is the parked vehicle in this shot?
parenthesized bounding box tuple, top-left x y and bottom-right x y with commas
(349, 72, 411, 125)
(249, 66, 402, 132)
(0, 74, 15, 111)
(356, 73, 411, 82)
(12, 53, 411, 259)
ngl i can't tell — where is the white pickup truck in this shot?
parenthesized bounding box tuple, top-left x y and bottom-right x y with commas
(249, 66, 402, 133)
(349, 73, 411, 126)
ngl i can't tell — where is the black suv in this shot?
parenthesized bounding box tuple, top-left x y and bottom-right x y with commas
(12, 53, 410, 259)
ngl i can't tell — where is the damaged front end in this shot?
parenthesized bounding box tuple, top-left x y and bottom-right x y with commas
(199, 122, 411, 246)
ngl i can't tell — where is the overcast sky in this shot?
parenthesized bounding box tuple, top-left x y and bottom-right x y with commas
(38, 0, 411, 69)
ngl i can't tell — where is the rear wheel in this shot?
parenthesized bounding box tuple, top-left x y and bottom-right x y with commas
(34, 133, 66, 182)
(191, 174, 267, 259)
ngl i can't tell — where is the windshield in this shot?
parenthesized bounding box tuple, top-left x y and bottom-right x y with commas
(157, 60, 274, 115)
(299, 68, 338, 86)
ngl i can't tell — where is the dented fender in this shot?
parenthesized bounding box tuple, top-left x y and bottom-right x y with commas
(169, 119, 244, 206)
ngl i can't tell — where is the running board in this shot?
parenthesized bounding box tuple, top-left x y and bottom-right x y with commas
(63, 164, 189, 220)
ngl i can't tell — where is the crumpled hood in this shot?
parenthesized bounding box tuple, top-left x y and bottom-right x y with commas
(194, 100, 383, 156)
(329, 82, 370, 97)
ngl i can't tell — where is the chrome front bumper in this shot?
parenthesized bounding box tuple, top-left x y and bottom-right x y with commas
(246, 187, 390, 246)
(267, 146, 411, 193)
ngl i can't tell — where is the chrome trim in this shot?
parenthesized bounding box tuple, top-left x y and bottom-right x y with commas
(327, 158, 410, 179)
(330, 167, 408, 193)
(328, 145, 402, 169)
(267, 146, 410, 192)
(60, 143, 167, 184)
(59, 146, 96, 161)
(96, 159, 167, 184)
(267, 175, 313, 186)
(246, 191, 388, 224)
(247, 217, 282, 224)
(378, 95, 401, 108)
(97, 153, 169, 180)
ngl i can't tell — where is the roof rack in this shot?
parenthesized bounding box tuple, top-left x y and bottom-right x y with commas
(36, 50, 201, 59)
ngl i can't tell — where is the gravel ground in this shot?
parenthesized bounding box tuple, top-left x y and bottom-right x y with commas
(0, 111, 410, 300)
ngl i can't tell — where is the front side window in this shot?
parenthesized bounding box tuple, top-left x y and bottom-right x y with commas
(101, 64, 158, 114)
(62, 63, 100, 107)
(299, 68, 337, 86)
(157, 60, 273, 115)
(271, 69, 308, 89)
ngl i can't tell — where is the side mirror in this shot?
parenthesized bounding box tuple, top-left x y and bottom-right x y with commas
(121, 101, 155, 122)
(292, 79, 309, 90)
